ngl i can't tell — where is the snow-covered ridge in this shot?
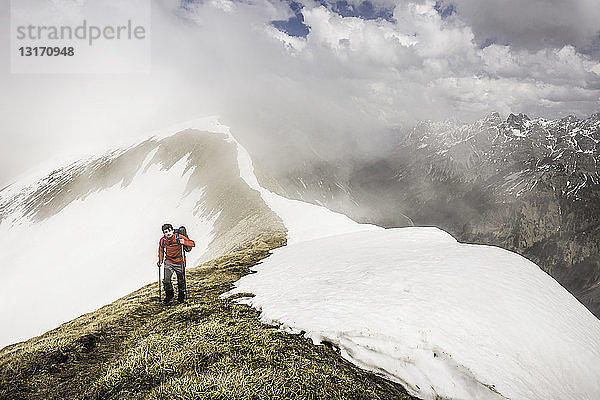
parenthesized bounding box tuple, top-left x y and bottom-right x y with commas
(227, 228, 600, 400)
(0, 150, 216, 348)
(182, 118, 383, 244)
(0, 116, 377, 349)
(0, 118, 284, 348)
(3, 117, 599, 400)
(232, 133, 381, 244)
(153, 117, 382, 244)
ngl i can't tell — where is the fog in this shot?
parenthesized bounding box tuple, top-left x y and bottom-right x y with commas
(1, 0, 599, 186)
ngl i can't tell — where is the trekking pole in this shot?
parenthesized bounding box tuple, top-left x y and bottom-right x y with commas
(158, 264, 161, 302)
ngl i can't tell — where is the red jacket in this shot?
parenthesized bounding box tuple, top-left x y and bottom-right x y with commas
(158, 234, 195, 265)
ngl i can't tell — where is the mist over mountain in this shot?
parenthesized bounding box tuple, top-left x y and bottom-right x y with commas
(0, 117, 371, 349)
(0, 122, 284, 348)
(253, 111, 600, 318)
(3, 0, 600, 397)
(1, 118, 599, 399)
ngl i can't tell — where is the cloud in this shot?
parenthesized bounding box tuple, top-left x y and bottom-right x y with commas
(452, 0, 600, 54)
(354, 0, 600, 54)
(275, 2, 600, 121)
(1, 0, 599, 185)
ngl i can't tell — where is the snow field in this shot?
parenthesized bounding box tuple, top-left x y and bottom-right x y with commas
(226, 228, 600, 400)
(232, 128, 381, 244)
(3, 118, 599, 400)
(0, 154, 216, 348)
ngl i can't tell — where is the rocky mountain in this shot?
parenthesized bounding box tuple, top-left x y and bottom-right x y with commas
(254, 112, 600, 318)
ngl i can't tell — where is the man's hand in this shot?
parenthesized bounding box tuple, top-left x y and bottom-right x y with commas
(157, 261, 162, 267)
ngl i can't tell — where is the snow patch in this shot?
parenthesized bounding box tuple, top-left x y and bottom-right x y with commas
(232, 132, 381, 244)
(0, 158, 216, 348)
(226, 227, 600, 400)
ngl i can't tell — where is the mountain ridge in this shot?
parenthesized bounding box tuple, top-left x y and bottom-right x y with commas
(1, 118, 599, 400)
(0, 126, 286, 349)
(0, 233, 416, 400)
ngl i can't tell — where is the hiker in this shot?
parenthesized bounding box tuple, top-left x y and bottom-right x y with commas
(157, 223, 195, 304)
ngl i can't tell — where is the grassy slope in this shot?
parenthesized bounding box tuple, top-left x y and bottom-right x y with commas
(0, 234, 415, 400)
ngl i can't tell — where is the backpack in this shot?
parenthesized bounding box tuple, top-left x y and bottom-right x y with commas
(174, 226, 193, 252)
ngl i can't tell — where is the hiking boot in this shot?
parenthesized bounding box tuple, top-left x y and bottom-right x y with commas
(163, 289, 174, 305)
(177, 291, 186, 303)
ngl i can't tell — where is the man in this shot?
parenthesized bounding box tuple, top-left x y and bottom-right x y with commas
(157, 223, 195, 304)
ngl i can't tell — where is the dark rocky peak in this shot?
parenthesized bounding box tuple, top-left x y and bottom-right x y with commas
(506, 113, 530, 122)
(505, 113, 531, 129)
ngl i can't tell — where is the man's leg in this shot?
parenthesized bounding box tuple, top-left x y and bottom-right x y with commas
(163, 263, 175, 304)
(175, 264, 186, 303)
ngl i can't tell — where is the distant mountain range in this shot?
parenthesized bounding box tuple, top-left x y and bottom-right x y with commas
(255, 112, 600, 318)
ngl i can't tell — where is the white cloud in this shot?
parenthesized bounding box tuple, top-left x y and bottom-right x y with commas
(432, 0, 600, 53)
(1, 0, 599, 185)
(289, 2, 600, 123)
(210, 0, 235, 13)
(360, 0, 600, 53)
